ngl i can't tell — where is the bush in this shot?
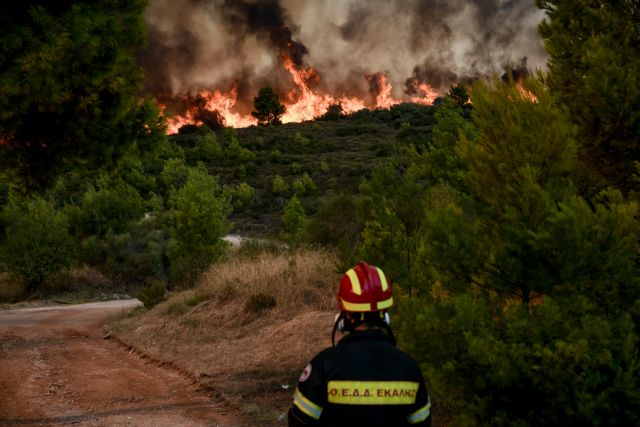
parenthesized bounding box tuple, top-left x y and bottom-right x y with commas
(233, 183, 256, 210)
(293, 131, 310, 145)
(292, 173, 315, 196)
(268, 149, 282, 161)
(292, 178, 306, 195)
(189, 130, 222, 163)
(397, 294, 640, 426)
(99, 221, 168, 286)
(78, 179, 145, 237)
(0, 195, 75, 292)
(158, 158, 189, 195)
(167, 167, 232, 286)
(272, 175, 289, 195)
(137, 279, 167, 308)
(225, 134, 255, 163)
(280, 195, 308, 243)
(289, 162, 304, 174)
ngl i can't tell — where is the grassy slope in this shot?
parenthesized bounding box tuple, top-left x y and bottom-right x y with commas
(109, 246, 339, 426)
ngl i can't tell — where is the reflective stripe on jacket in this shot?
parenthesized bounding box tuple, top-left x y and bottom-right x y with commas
(288, 329, 431, 427)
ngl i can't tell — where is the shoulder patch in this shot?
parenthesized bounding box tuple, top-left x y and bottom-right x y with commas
(299, 363, 312, 382)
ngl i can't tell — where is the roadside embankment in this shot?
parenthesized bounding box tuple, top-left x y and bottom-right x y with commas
(108, 246, 339, 426)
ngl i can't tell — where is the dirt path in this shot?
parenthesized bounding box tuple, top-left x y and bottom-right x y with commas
(0, 300, 241, 426)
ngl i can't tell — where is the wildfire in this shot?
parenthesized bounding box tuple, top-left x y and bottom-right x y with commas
(162, 53, 439, 134)
(516, 82, 538, 103)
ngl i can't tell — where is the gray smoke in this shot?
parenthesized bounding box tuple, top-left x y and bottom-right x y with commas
(140, 0, 546, 113)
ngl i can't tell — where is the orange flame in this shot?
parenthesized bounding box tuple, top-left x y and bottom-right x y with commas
(280, 53, 366, 122)
(162, 54, 439, 133)
(516, 82, 538, 103)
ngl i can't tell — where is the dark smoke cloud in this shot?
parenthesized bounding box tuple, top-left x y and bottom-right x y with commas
(140, 0, 546, 111)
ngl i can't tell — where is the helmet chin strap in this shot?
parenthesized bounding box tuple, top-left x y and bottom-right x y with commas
(331, 311, 397, 347)
(331, 311, 346, 346)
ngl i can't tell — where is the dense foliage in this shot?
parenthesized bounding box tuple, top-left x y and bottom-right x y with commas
(0, 1, 150, 189)
(538, 0, 640, 195)
(252, 86, 286, 126)
(0, 1, 638, 424)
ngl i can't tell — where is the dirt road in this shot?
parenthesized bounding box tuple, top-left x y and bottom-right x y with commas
(0, 300, 241, 426)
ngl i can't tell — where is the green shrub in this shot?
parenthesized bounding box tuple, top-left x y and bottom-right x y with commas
(289, 162, 303, 174)
(272, 175, 289, 195)
(189, 131, 222, 162)
(113, 154, 156, 198)
(78, 179, 145, 236)
(137, 279, 166, 308)
(0, 195, 75, 292)
(294, 131, 310, 145)
(300, 173, 315, 192)
(268, 149, 282, 161)
(225, 135, 255, 162)
(102, 225, 168, 286)
(280, 195, 308, 243)
(158, 158, 189, 195)
(234, 183, 256, 210)
(292, 178, 306, 195)
(168, 167, 232, 286)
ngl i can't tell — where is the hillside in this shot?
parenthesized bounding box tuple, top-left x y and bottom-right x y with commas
(171, 103, 438, 235)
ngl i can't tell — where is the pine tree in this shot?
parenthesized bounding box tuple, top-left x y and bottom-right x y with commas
(0, 1, 152, 190)
(251, 87, 286, 126)
(537, 0, 640, 194)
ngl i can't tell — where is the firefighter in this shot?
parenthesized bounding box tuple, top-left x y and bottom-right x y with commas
(288, 262, 431, 426)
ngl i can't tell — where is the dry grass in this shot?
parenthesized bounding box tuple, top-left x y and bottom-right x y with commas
(0, 272, 26, 303)
(109, 246, 341, 426)
(198, 246, 338, 316)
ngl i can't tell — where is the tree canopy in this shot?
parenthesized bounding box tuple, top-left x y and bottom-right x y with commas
(251, 87, 286, 126)
(538, 0, 640, 195)
(0, 1, 151, 190)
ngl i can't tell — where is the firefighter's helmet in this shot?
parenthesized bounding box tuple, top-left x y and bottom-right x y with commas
(337, 262, 393, 312)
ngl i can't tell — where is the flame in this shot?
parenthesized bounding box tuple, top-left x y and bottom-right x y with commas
(280, 52, 366, 122)
(516, 82, 538, 103)
(162, 54, 439, 133)
(410, 83, 439, 105)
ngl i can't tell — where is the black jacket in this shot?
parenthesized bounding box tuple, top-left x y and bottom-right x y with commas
(288, 329, 431, 426)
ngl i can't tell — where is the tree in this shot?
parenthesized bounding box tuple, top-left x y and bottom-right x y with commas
(359, 160, 430, 295)
(78, 178, 145, 237)
(537, 0, 640, 195)
(0, 194, 75, 292)
(306, 192, 364, 270)
(281, 195, 308, 243)
(168, 167, 231, 286)
(272, 175, 289, 195)
(393, 77, 640, 425)
(233, 182, 255, 210)
(0, 1, 153, 190)
(251, 87, 285, 126)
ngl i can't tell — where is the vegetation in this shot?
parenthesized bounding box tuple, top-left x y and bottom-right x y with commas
(252, 86, 286, 126)
(538, 0, 640, 195)
(2, 1, 640, 425)
(0, 194, 75, 292)
(0, 1, 151, 190)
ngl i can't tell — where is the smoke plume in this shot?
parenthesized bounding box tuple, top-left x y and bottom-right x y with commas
(141, 0, 546, 116)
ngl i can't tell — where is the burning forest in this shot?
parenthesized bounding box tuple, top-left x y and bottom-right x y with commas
(139, 0, 547, 133)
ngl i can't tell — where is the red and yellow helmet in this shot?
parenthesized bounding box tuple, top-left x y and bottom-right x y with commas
(337, 262, 393, 312)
